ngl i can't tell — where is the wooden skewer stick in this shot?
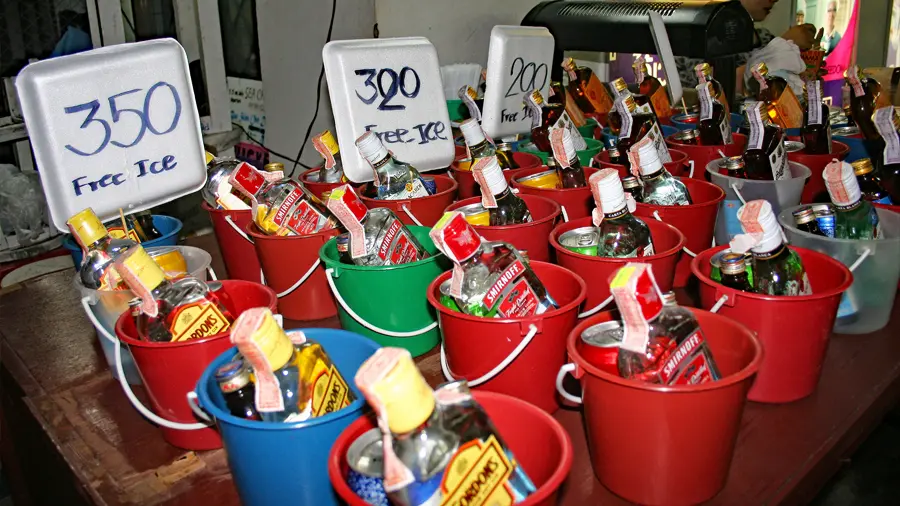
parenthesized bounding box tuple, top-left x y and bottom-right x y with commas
(119, 208, 140, 243)
(682, 97, 690, 115)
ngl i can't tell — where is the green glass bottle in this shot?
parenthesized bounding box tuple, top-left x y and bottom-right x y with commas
(824, 160, 880, 240)
(734, 200, 811, 296)
(589, 169, 655, 258)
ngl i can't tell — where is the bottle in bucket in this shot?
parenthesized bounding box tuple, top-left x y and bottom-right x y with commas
(628, 135, 692, 206)
(114, 245, 235, 342)
(356, 131, 435, 200)
(823, 159, 881, 239)
(606, 78, 649, 135)
(589, 168, 655, 257)
(524, 90, 586, 153)
(749, 62, 803, 129)
(106, 210, 162, 243)
(873, 105, 900, 203)
(562, 56, 614, 115)
(634, 55, 671, 119)
(851, 159, 893, 205)
(231, 307, 355, 422)
(671, 128, 700, 146)
(721, 155, 748, 179)
(354, 347, 537, 505)
(67, 207, 136, 290)
(696, 81, 733, 145)
(792, 206, 828, 237)
(695, 62, 729, 115)
(742, 100, 789, 180)
(312, 130, 347, 183)
(719, 253, 754, 292)
(609, 263, 721, 384)
(549, 128, 587, 188)
(472, 156, 532, 225)
(616, 94, 671, 171)
(708, 249, 754, 283)
(549, 80, 588, 128)
(621, 175, 643, 202)
(460, 118, 514, 171)
(254, 166, 339, 236)
(431, 212, 557, 317)
(203, 153, 253, 210)
(846, 66, 882, 141)
(729, 200, 812, 296)
(327, 185, 428, 266)
(215, 356, 261, 421)
(495, 142, 520, 170)
(802, 79, 832, 155)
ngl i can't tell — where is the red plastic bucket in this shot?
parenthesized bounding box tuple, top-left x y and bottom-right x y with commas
(114, 280, 277, 449)
(632, 178, 726, 287)
(299, 168, 354, 200)
(426, 262, 586, 413)
(328, 391, 574, 506)
(512, 167, 600, 220)
(203, 203, 263, 283)
(360, 174, 458, 227)
(445, 195, 561, 262)
(557, 309, 763, 505)
(450, 152, 543, 199)
(691, 245, 852, 403)
(247, 223, 338, 321)
(593, 148, 690, 179)
(666, 133, 747, 180)
(550, 217, 685, 312)
(786, 139, 851, 203)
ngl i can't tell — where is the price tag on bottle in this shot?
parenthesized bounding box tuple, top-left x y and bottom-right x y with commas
(481, 26, 554, 139)
(323, 37, 453, 183)
(16, 39, 207, 233)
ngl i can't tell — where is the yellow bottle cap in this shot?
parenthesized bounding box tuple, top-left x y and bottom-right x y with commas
(117, 246, 166, 291)
(356, 348, 435, 434)
(612, 78, 628, 93)
(243, 308, 294, 370)
(755, 62, 769, 76)
(205, 151, 215, 165)
(851, 158, 875, 176)
(67, 208, 108, 247)
(320, 130, 340, 155)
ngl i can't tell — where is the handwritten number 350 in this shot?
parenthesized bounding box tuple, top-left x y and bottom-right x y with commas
(355, 67, 420, 111)
(64, 82, 182, 157)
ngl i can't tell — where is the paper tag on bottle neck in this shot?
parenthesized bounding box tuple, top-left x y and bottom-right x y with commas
(874, 107, 900, 165)
(699, 84, 713, 121)
(848, 68, 865, 97)
(625, 193, 637, 213)
(823, 159, 855, 206)
(808, 81, 823, 126)
(626, 135, 653, 178)
(449, 263, 465, 298)
(472, 157, 498, 209)
(229, 162, 267, 214)
(617, 99, 633, 138)
(752, 69, 768, 90)
(695, 65, 708, 84)
(229, 313, 286, 413)
(458, 85, 482, 122)
(747, 103, 765, 151)
(609, 264, 664, 354)
(326, 186, 367, 258)
(728, 200, 765, 254)
(550, 128, 571, 169)
(313, 136, 337, 171)
(633, 58, 646, 82)
(114, 252, 159, 318)
(551, 111, 587, 150)
(215, 179, 251, 210)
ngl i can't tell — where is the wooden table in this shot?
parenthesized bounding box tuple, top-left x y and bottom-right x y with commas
(2, 234, 899, 506)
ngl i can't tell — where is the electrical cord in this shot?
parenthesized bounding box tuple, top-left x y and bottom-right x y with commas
(232, 122, 314, 170)
(121, 9, 137, 38)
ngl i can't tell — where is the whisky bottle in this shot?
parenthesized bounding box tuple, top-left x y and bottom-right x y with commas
(628, 136, 692, 206)
(327, 185, 428, 266)
(549, 128, 587, 188)
(695, 62, 730, 115)
(471, 157, 532, 225)
(67, 207, 136, 290)
(851, 159, 893, 204)
(750, 62, 804, 129)
(549, 80, 587, 128)
(742, 101, 789, 180)
(562, 57, 615, 115)
(590, 169, 655, 258)
(524, 90, 586, 153)
(873, 106, 900, 203)
(696, 81, 734, 145)
(312, 130, 346, 183)
(801, 79, 832, 155)
(634, 56, 672, 119)
(356, 131, 434, 200)
(847, 66, 883, 141)
(607, 78, 654, 135)
(616, 95, 672, 172)
(824, 160, 880, 239)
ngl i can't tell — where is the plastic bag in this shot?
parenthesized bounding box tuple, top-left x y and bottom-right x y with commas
(0, 164, 47, 245)
(743, 37, 806, 96)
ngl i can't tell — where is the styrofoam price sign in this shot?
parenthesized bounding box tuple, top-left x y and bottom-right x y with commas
(16, 38, 206, 232)
(481, 26, 554, 139)
(323, 37, 454, 183)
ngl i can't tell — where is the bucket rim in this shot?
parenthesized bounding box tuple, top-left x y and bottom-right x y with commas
(634, 177, 726, 212)
(195, 329, 378, 431)
(690, 245, 854, 302)
(425, 260, 587, 324)
(567, 309, 764, 393)
(318, 225, 448, 273)
(666, 132, 748, 149)
(327, 390, 574, 506)
(778, 205, 900, 245)
(201, 201, 253, 217)
(449, 151, 543, 171)
(784, 138, 851, 159)
(705, 159, 811, 182)
(445, 195, 561, 231)
(245, 221, 342, 242)
(359, 174, 459, 205)
(550, 217, 687, 263)
(152, 215, 183, 243)
(114, 280, 277, 349)
(511, 167, 599, 194)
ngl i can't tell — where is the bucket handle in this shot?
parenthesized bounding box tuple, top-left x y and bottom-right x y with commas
(848, 247, 871, 272)
(276, 258, 321, 298)
(578, 295, 614, 319)
(79, 297, 211, 431)
(440, 324, 538, 387)
(555, 363, 582, 404)
(686, 160, 695, 179)
(709, 294, 729, 313)
(224, 215, 254, 244)
(324, 267, 438, 337)
(401, 204, 425, 227)
(186, 391, 213, 423)
(651, 210, 697, 258)
(207, 267, 218, 281)
(560, 206, 569, 223)
(729, 183, 747, 205)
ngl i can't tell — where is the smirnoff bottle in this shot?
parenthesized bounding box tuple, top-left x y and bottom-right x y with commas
(355, 347, 536, 505)
(549, 128, 587, 188)
(460, 119, 515, 171)
(695, 62, 730, 115)
(847, 66, 883, 141)
(616, 95, 672, 171)
(634, 56, 672, 119)
(356, 131, 434, 200)
(202, 154, 252, 210)
(231, 307, 354, 422)
(851, 159, 893, 205)
(750, 62, 803, 129)
(824, 159, 880, 239)
(730, 200, 811, 296)
(590, 169, 655, 257)
(327, 185, 428, 266)
(873, 106, 900, 203)
(524, 90, 586, 153)
(114, 245, 235, 342)
(430, 212, 556, 318)
(471, 157, 532, 225)
(696, 81, 733, 145)
(312, 130, 345, 183)
(67, 207, 136, 290)
(561, 57, 614, 115)
(609, 263, 721, 385)
(628, 136, 692, 206)
(801, 79, 832, 154)
(742, 101, 789, 180)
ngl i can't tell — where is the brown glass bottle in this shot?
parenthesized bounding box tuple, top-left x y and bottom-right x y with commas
(852, 159, 893, 204)
(743, 101, 788, 180)
(607, 78, 654, 135)
(616, 95, 660, 173)
(751, 63, 804, 129)
(695, 63, 730, 115)
(550, 80, 587, 128)
(847, 67, 883, 141)
(719, 253, 753, 292)
(671, 129, 700, 146)
(802, 79, 832, 155)
(561, 57, 614, 115)
(525, 90, 565, 152)
(634, 58, 671, 118)
(874, 107, 900, 203)
(697, 82, 732, 145)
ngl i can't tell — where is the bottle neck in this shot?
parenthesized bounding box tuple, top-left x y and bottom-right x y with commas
(751, 242, 787, 259)
(469, 140, 494, 159)
(603, 203, 630, 220)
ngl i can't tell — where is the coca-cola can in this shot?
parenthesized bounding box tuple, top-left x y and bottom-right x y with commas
(579, 321, 623, 375)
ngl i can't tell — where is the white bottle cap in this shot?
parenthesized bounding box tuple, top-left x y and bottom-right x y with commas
(355, 131, 389, 165)
(590, 169, 626, 213)
(479, 157, 508, 196)
(636, 140, 663, 176)
(460, 118, 486, 147)
(823, 159, 861, 206)
(736, 200, 783, 253)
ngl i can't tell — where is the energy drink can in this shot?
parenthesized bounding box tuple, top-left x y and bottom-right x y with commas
(420, 176, 437, 195)
(783, 140, 805, 153)
(811, 204, 836, 238)
(559, 227, 600, 256)
(516, 169, 560, 189)
(455, 202, 490, 226)
(346, 428, 389, 506)
(580, 321, 623, 375)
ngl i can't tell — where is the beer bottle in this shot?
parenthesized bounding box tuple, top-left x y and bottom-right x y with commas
(719, 253, 753, 292)
(215, 357, 261, 421)
(792, 206, 827, 236)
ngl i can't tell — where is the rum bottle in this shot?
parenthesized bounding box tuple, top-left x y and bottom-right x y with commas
(549, 80, 587, 128)
(231, 307, 354, 422)
(873, 106, 900, 203)
(67, 207, 136, 290)
(356, 131, 434, 200)
(742, 101, 789, 180)
(562, 57, 615, 114)
(215, 357, 261, 421)
(824, 160, 880, 239)
(327, 185, 428, 266)
(634, 56, 672, 119)
(312, 130, 345, 183)
(549, 128, 587, 188)
(590, 169, 655, 258)
(847, 66, 883, 141)
(524, 90, 585, 153)
(696, 81, 734, 145)
(801, 79, 832, 154)
(607, 78, 653, 135)
(471, 157, 532, 225)
(628, 136, 691, 206)
(616, 95, 672, 172)
(851, 158, 893, 204)
(750, 62, 804, 129)
(695, 62, 730, 115)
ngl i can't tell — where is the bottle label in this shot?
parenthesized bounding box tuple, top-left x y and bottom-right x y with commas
(438, 435, 516, 506)
(645, 122, 672, 163)
(873, 107, 900, 165)
(551, 112, 587, 151)
(808, 81, 823, 126)
(618, 99, 633, 138)
(381, 178, 431, 200)
(378, 219, 421, 265)
(699, 84, 713, 121)
(584, 74, 614, 113)
(482, 260, 541, 317)
(719, 115, 734, 145)
(769, 141, 789, 180)
(650, 87, 672, 119)
(170, 301, 231, 342)
(772, 86, 805, 130)
(747, 103, 765, 150)
(658, 330, 715, 385)
(310, 361, 352, 417)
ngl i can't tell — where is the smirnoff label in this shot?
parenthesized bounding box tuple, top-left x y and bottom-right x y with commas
(551, 111, 587, 151)
(658, 330, 715, 385)
(438, 435, 515, 506)
(481, 260, 542, 318)
(169, 301, 231, 342)
(874, 107, 900, 165)
(808, 81, 823, 126)
(310, 360, 352, 417)
(377, 219, 420, 265)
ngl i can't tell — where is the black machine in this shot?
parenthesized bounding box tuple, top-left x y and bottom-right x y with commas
(522, 0, 757, 107)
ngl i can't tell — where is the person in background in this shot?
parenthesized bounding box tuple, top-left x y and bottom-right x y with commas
(822, 1, 843, 55)
(796, 10, 805, 25)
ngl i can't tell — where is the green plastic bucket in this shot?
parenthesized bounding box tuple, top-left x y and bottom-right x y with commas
(319, 226, 451, 356)
(519, 137, 603, 166)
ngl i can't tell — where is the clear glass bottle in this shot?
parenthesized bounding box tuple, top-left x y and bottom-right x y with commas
(327, 185, 428, 266)
(824, 160, 880, 240)
(562, 56, 615, 115)
(590, 169, 655, 258)
(472, 156, 532, 225)
(742, 101, 789, 180)
(607, 263, 721, 385)
(616, 95, 671, 173)
(231, 307, 355, 422)
(460, 118, 513, 170)
(629, 138, 692, 206)
(749, 62, 804, 129)
(356, 131, 433, 200)
(696, 81, 733, 145)
(549, 128, 587, 188)
(634, 56, 671, 119)
(312, 130, 345, 183)
(431, 212, 556, 318)
(873, 106, 900, 203)
(695, 62, 730, 115)
(847, 66, 883, 141)
(67, 207, 136, 290)
(203, 154, 252, 210)
(792, 206, 827, 236)
(114, 245, 235, 342)
(851, 158, 893, 204)
(801, 79, 833, 155)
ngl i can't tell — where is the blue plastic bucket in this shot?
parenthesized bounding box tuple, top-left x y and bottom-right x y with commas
(729, 112, 743, 133)
(195, 328, 380, 506)
(63, 215, 182, 266)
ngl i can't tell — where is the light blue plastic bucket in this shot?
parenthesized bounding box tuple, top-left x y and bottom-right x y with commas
(64, 215, 182, 267)
(194, 328, 379, 506)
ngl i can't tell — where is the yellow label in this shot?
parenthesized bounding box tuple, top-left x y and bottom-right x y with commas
(107, 226, 141, 243)
(650, 87, 672, 119)
(610, 265, 637, 289)
(440, 435, 515, 506)
(321, 130, 340, 155)
(772, 87, 805, 129)
(205, 151, 215, 165)
(171, 302, 231, 342)
(310, 361, 352, 417)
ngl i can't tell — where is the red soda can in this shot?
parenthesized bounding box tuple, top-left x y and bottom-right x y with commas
(579, 321, 623, 376)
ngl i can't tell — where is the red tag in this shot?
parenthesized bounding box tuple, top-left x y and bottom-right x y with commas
(230, 162, 266, 198)
(229, 309, 285, 412)
(609, 263, 664, 354)
(313, 135, 336, 170)
(848, 67, 865, 97)
(327, 185, 367, 258)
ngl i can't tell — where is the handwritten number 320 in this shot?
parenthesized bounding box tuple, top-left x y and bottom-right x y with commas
(64, 82, 182, 157)
(355, 67, 420, 111)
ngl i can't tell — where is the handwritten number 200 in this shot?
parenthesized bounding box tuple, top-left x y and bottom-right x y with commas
(505, 57, 548, 98)
(64, 81, 182, 157)
(355, 67, 420, 111)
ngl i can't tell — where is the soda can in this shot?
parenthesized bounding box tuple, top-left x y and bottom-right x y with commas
(811, 204, 836, 238)
(420, 176, 437, 195)
(346, 428, 389, 506)
(516, 169, 560, 189)
(455, 202, 490, 227)
(783, 140, 805, 153)
(832, 125, 860, 137)
(559, 227, 600, 256)
(580, 321, 623, 375)
(148, 247, 188, 279)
